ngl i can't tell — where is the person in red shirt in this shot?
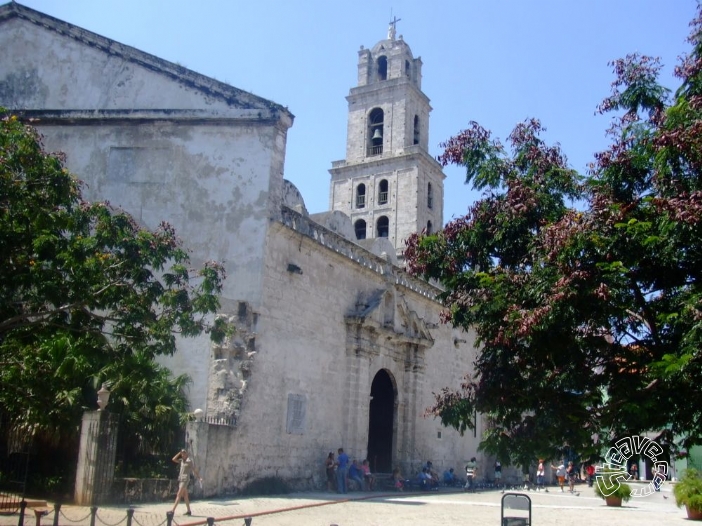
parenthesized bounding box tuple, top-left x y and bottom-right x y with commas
(586, 463, 596, 487)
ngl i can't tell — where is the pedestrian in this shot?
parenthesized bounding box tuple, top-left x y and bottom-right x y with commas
(566, 461, 577, 493)
(586, 463, 595, 487)
(464, 457, 477, 492)
(171, 449, 201, 516)
(629, 462, 638, 480)
(494, 460, 502, 488)
(652, 464, 663, 491)
(536, 459, 546, 491)
(325, 451, 336, 491)
(551, 461, 566, 492)
(336, 448, 349, 494)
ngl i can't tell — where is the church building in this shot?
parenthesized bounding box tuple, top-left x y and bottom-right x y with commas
(0, 3, 484, 494)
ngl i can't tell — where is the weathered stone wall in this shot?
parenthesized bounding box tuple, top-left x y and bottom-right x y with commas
(112, 478, 179, 504)
(194, 208, 481, 493)
(329, 153, 444, 253)
(0, 11, 292, 412)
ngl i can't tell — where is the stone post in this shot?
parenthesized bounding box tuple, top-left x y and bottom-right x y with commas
(185, 419, 208, 495)
(74, 411, 119, 505)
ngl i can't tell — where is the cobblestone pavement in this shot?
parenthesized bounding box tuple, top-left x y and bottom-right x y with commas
(0, 484, 686, 526)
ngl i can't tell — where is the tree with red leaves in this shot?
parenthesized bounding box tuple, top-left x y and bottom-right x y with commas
(406, 8, 702, 465)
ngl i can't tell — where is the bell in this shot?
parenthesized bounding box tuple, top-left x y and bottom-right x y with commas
(371, 128, 383, 140)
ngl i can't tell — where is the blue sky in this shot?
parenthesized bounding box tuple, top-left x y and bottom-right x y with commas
(17, 0, 699, 223)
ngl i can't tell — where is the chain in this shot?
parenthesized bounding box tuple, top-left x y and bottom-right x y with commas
(94, 510, 128, 526)
(60, 509, 95, 523)
(131, 514, 168, 526)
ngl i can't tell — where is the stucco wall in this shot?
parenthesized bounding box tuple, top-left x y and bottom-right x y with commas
(0, 11, 291, 412)
(194, 210, 481, 493)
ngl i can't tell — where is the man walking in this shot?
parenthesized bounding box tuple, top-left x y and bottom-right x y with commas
(464, 457, 477, 492)
(336, 448, 349, 494)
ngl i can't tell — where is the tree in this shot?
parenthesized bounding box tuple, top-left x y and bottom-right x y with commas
(0, 111, 227, 448)
(405, 8, 702, 464)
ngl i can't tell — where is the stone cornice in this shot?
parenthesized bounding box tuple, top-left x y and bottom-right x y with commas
(0, 2, 294, 123)
(278, 206, 443, 302)
(10, 108, 290, 127)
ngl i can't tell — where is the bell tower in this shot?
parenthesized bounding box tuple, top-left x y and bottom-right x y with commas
(329, 19, 445, 258)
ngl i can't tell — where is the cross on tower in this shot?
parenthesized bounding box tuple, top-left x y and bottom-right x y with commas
(387, 15, 401, 40)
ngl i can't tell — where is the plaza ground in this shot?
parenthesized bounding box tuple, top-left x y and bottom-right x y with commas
(0, 483, 688, 526)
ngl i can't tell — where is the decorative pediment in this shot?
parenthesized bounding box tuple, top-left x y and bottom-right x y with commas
(345, 289, 434, 351)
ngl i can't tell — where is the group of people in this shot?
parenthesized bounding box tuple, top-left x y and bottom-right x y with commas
(325, 449, 375, 493)
(549, 460, 579, 492)
(165, 446, 657, 518)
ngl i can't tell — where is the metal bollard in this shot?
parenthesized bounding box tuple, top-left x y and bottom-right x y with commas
(126, 508, 135, 526)
(52, 504, 61, 526)
(244, 518, 253, 526)
(206, 518, 214, 526)
(17, 500, 27, 526)
(166, 511, 174, 526)
(90, 506, 98, 526)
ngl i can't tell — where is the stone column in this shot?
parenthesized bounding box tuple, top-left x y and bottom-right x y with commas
(74, 411, 118, 505)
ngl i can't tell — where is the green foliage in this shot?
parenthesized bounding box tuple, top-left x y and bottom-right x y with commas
(674, 469, 702, 512)
(593, 469, 632, 502)
(0, 112, 226, 450)
(406, 7, 702, 464)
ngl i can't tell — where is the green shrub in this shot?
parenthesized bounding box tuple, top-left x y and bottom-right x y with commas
(674, 469, 702, 512)
(593, 469, 632, 502)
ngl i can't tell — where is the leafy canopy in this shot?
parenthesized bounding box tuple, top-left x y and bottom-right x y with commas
(406, 8, 702, 465)
(0, 112, 227, 448)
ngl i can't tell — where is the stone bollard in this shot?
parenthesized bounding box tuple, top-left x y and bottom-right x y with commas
(33, 509, 48, 526)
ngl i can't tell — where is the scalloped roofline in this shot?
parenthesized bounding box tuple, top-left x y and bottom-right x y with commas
(0, 1, 294, 120)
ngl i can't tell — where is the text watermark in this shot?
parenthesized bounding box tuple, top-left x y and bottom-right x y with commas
(595, 435, 668, 498)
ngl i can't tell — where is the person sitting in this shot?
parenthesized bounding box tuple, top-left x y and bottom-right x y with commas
(426, 461, 440, 486)
(348, 460, 364, 491)
(361, 459, 375, 491)
(419, 467, 438, 490)
(443, 468, 457, 486)
(392, 467, 404, 491)
(419, 467, 430, 489)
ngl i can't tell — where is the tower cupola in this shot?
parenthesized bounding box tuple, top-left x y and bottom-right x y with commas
(329, 20, 445, 259)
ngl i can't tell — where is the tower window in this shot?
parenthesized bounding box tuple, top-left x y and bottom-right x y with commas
(427, 182, 433, 209)
(378, 179, 388, 205)
(405, 60, 411, 78)
(368, 108, 384, 156)
(377, 56, 388, 81)
(356, 184, 366, 208)
(355, 219, 367, 240)
(414, 115, 420, 145)
(376, 216, 389, 238)
(426, 220, 433, 234)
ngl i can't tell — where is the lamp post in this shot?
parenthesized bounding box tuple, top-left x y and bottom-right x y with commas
(96, 383, 111, 411)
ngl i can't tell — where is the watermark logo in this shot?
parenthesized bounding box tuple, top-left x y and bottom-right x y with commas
(595, 435, 668, 498)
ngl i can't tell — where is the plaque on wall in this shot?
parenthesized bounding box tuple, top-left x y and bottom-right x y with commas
(286, 394, 307, 434)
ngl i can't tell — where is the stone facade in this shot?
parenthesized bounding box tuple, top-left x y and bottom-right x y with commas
(0, 4, 485, 494)
(329, 31, 444, 257)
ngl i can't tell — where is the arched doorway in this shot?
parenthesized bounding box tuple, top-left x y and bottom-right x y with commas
(367, 369, 395, 473)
